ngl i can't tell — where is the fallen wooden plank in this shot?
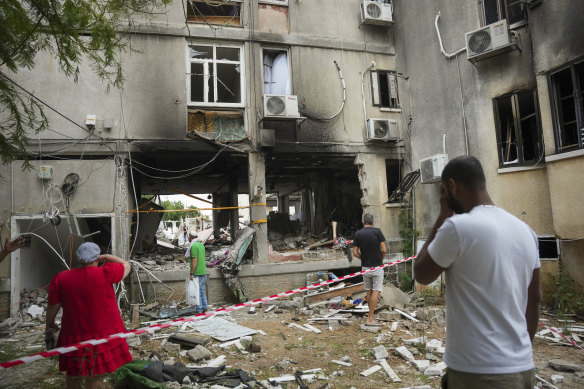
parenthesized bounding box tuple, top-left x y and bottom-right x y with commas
(308, 317, 349, 321)
(305, 283, 365, 304)
(308, 239, 334, 250)
(379, 358, 401, 383)
(303, 323, 322, 334)
(360, 365, 382, 377)
(394, 309, 419, 322)
(289, 323, 312, 332)
(168, 334, 212, 347)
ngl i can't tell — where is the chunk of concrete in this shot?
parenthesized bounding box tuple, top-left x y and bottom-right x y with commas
(187, 345, 212, 362)
(373, 345, 389, 360)
(413, 359, 430, 372)
(395, 346, 415, 362)
(163, 342, 181, 353)
(551, 375, 564, 384)
(127, 336, 142, 348)
(27, 305, 44, 319)
(425, 338, 442, 351)
(429, 316, 445, 326)
(341, 355, 352, 363)
(361, 324, 382, 333)
(549, 359, 582, 372)
(378, 311, 401, 322)
(360, 365, 382, 377)
(424, 362, 447, 376)
(380, 284, 411, 306)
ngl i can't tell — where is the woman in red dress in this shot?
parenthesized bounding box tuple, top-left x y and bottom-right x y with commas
(45, 242, 133, 388)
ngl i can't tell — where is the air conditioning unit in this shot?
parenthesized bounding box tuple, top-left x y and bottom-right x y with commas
(420, 154, 448, 183)
(263, 95, 299, 118)
(366, 118, 400, 142)
(465, 19, 517, 63)
(360, 1, 393, 26)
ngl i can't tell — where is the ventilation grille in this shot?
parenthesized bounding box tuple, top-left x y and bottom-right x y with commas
(420, 159, 436, 182)
(366, 3, 382, 18)
(468, 30, 493, 54)
(265, 96, 286, 115)
(373, 120, 389, 138)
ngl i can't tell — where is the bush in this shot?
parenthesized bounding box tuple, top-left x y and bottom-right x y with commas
(541, 272, 584, 318)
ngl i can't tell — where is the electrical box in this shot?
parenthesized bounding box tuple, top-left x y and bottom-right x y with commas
(38, 165, 53, 180)
(86, 114, 97, 129)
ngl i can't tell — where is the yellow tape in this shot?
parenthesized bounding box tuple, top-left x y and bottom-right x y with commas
(127, 203, 267, 214)
(250, 219, 267, 224)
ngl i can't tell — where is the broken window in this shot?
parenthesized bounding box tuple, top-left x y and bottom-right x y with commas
(187, 0, 242, 26)
(385, 170, 420, 204)
(262, 48, 291, 95)
(494, 90, 542, 166)
(549, 59, 584, 152)
(481, 0, 527, 26)
(371, 70, 400, 109)
(189, 44, 244, 107)
(538, 237, 558, 259)
(385, 159, 401, 198)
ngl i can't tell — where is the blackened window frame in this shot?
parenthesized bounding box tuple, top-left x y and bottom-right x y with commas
(548, 58, 584, 153)
(481, 0, 528, 28)
(370, 70, 400, 110)
(493, 89, 543, 167)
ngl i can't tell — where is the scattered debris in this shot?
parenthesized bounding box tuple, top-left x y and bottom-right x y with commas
(548, 359, 582, 372)
(373, 345, 389, 360)
(551, 374, 564, 384)
(395, 346, 415, 362)
(360, 365, 382, 377)
(423, 362, 447, 376)
(379, 358, 401, 383)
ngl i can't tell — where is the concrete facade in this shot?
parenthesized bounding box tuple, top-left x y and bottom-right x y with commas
(0, 0, 406, 315)
(393, 1, 584, 284)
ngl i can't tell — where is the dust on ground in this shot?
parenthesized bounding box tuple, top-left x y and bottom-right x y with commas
(1, 305, 583, 388)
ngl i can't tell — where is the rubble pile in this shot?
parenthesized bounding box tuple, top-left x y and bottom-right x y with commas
(0, 289, 54, 335)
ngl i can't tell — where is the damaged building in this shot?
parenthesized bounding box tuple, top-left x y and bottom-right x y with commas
(1, 0, 584, 320)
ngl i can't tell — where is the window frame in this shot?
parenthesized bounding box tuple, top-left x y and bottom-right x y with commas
(548, 58, 584, 153)
(258, 0, 288, 6)
(493, 89, 543, 167)
(186, 0, 243, 27)
(370, 70, 400, 110)
(187, 42, 246, 109)
(261, 46, 292, 96)
(480, 0, 528, 29)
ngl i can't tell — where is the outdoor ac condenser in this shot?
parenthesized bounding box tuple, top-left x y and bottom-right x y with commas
(366, 118, 400, 142)
(360, 1, 393, 26)
(420, 154, 448, 183)
(263, 95, 299, 118)
(465, 19, 517, 63)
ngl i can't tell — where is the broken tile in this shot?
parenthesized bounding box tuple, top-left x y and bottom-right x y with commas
(424, 361, 447, 376)
(551, 374, 564, 384)
(379, 358, 401, 382)
(360, 365, 382, 377)
(361, 324, 382, 333)
(413, 359, 430, 372)
(395, 346, 415, 362)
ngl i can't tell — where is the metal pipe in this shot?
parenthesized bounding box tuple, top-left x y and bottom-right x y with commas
(435, 12, 466, 59)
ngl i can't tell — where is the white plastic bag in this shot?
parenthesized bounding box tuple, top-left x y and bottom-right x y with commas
(185, 277, 200, 306)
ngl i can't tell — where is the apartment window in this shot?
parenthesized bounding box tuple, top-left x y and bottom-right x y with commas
(549, 60, 584, 152)
(494, 90, 542, 166)
(385, 160, 401, 197)
(481, 0, 527, 27)
(187, 0, 242, 26)
(188, 44, 244, 107)
(262, 48, 291, 95)
(259, 0, 288, 5)
(371, 70, 399, 109)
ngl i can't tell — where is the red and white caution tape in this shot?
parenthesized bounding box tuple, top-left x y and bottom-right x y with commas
(0, 256, 415, 370)
(538, 323, 584, 350)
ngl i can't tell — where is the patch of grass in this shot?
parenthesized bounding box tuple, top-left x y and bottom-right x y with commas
(331, 343, 345, 354)
(415, 373, 431, 384)
(541, 272, 584, 317)
(358, 348, 372, 358)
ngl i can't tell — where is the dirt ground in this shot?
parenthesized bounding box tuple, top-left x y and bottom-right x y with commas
(1, 305, 584, 388)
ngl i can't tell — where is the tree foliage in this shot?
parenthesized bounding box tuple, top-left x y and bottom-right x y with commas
(0, 0, 170, 165)
(161, 200, 201, 221)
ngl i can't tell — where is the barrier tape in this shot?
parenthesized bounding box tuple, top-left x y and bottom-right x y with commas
(538, 323, 584, 350)
(0, 256, 415, 370)
(127, 203, 267, 214)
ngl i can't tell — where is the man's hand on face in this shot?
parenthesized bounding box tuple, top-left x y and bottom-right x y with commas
(439, 184, 454, 219)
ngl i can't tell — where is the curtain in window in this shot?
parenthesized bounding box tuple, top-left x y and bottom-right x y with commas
(263, 52, 290, 95)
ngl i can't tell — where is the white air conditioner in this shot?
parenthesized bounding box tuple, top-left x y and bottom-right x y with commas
(366, 118, 400, 142)
(360, 1, 393, 26)
(263, 94, 299, 118)
(465, 19, 517, 63)
(420, 154, 448, 183)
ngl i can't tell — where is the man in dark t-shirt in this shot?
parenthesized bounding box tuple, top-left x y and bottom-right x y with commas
(352, 214, 387, 326)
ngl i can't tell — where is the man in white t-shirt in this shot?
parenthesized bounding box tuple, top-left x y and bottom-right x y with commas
(414, 156, 541, 389)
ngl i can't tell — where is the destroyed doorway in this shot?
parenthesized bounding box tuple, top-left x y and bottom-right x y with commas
(265, 154, 362, 254)
(9, 214, 114, 317)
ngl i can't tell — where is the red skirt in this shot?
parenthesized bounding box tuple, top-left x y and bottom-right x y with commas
(58, 336, 132, 376)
